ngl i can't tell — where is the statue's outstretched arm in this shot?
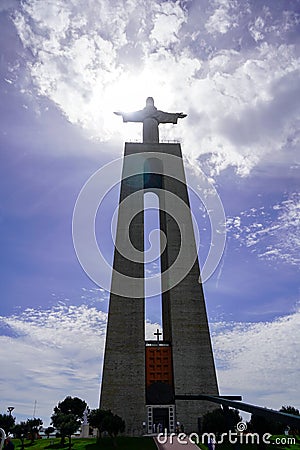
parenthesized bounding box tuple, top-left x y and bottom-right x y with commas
(114, 110, 145, 123)
(156, 110, 187, 124)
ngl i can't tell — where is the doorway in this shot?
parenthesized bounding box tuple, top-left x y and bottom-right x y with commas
(153, 407, 169, 431)
(147, 404, 175, 434)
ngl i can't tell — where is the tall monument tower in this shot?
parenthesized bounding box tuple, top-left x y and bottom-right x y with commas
(100, 98, 218, 435)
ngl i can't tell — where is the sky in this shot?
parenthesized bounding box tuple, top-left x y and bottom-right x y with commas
(0, 0, 299, 428)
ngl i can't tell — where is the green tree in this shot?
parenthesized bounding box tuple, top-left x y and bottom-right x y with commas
(248, 405, 300, 438)
(51, 412, 81, 450)
(26, 418, 43, 443)
(103, 412, 125, 447)
(249, 406, 300, 437)
(53, 396, 87, 419)
(13, 422, 29, 450)
(51, 397, 86, 447)
(280, 405, 299, 416)
(0, 414, 15, 434)
(280, 405, 300, 437)
(44, 426, 55, 438)
(88, 409, 108, 438)
(88, 409, 124, 447)
(202, 407, 242, 435)
(248, 414, 284, 436)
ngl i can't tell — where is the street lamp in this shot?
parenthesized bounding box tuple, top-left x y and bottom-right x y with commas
(7, 407, 14, 416)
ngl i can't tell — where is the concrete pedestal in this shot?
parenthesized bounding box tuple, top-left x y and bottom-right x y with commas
(100, 143, 218, 434)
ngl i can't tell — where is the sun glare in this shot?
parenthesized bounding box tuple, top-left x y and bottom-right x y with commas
(99, 68, 177, 140)
(107, 69, 175, 111)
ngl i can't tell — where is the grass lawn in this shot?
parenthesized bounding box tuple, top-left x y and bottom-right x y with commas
(12, 437, 156, 450)
(12, 435, 300, 450)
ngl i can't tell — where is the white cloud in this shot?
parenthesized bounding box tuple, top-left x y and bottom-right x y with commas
(0, 302, 161, 425)
(22, 0, 71, 36)
(150, 1, 187, 47)
(205, 0, 239, 35)
(183, 42, 300, 176)
(10, 0, 300, 177)
(145, 321, 162, 341)
(0, 304, 107, 424)
(1, 301, 299, 426)
(249, 16, 265, 42)
(212, 304, 300, 409)
(227, 193, 300, 266)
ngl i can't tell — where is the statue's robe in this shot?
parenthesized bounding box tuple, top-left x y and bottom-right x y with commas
(121, 105, 181, 143)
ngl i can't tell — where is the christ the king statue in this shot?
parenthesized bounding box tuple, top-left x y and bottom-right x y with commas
(114, 97, 187, 143)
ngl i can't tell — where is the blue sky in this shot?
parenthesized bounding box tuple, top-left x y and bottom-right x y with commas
(0, 0, 299, 427)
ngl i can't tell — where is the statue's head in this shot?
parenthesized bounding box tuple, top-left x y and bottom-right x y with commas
(146, 97, 155, 107)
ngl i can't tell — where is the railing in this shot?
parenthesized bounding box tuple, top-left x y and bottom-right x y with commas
(126, 140, 181, 143)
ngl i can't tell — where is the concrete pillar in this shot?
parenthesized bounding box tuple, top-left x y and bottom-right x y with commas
(100, 143, 218, 435)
